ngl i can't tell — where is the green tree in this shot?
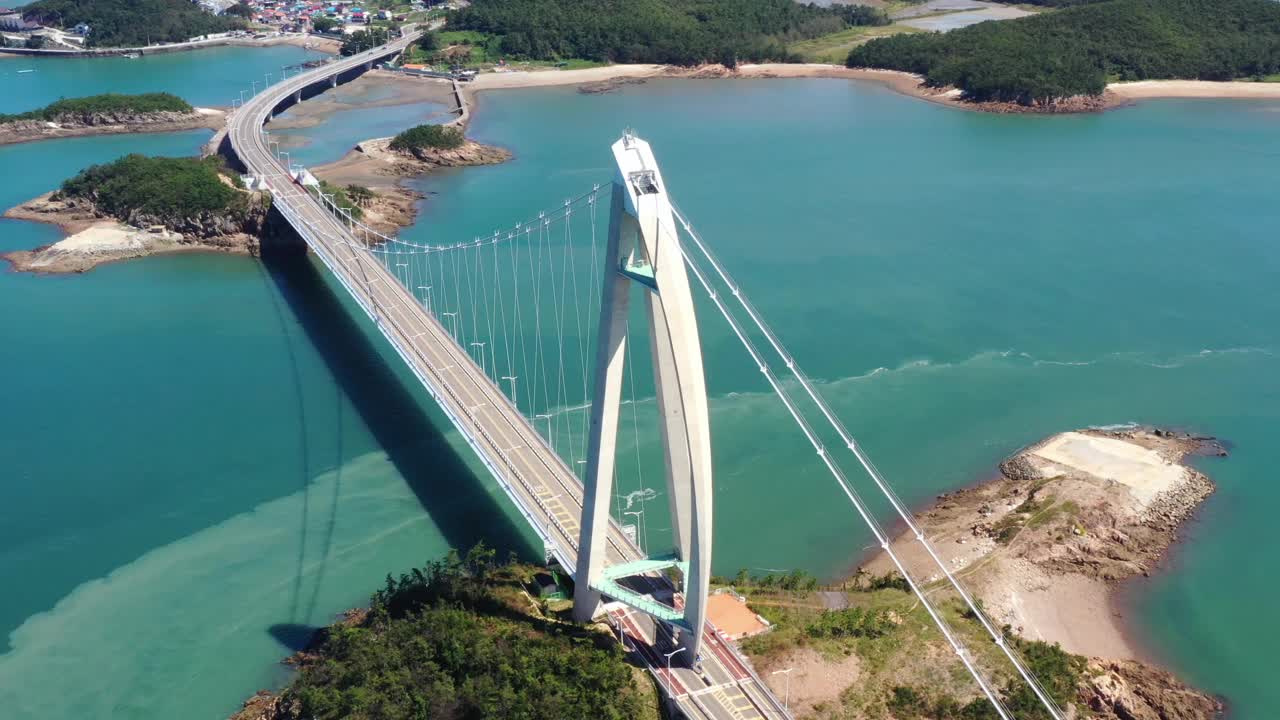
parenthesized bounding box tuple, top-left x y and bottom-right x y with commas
(311, 16, 337, 34)
(848, 0, 1280, 104)
(223, 2, 253, 18)
(389, 123, 464, 152)
(22, 0, 244, 48)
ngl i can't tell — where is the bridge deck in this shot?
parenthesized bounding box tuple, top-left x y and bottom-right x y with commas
(228, 36, 789, 720)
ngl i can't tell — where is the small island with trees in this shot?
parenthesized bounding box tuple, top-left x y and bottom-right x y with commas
(3, 154, 269, 273)
(0, 93, 223, 145)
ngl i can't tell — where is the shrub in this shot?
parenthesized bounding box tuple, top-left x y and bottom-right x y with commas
(286, 544, 648, 720)
(59, 154, 244, 224)
(0, 93, 193, 124)
(389, 123, 464, 152)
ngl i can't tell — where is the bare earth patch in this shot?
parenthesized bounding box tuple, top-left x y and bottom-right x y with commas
(761, 647, 862, 719)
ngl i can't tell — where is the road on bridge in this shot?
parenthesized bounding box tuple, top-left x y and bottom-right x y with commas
(227, 35, 791, 720)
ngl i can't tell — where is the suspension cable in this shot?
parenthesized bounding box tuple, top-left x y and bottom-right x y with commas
(672, 204, 1065, 720)
(680, 245, 1014, 719)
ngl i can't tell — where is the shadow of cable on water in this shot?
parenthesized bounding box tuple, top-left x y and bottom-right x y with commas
(258, 243, 538, 648)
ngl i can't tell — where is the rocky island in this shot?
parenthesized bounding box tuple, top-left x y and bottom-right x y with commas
(3, 154, 268, 273)
(306, 123, 511, 236)
(739, 426, 1226, 719)
(4, 115, 511, 273)
(0, 93, 224, 145)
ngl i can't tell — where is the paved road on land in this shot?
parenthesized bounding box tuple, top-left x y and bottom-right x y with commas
(228, 38, 790, 720)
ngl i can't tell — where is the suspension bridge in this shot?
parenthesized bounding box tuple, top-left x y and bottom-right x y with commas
(227, 33, 1072, 720)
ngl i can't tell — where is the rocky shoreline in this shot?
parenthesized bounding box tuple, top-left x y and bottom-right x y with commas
(3, 128, 511, 274)
(0, 108, 226, 146)
(306, 135, 512, 237)
(861, 426, 1226, 719)
(2, 190, 267, 274)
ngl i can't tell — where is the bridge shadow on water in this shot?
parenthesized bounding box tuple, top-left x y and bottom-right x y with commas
(260, 244, 536, 649)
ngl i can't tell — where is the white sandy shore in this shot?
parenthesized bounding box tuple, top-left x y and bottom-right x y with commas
(463, 62, 1280, 110)
(1109, 79, 1280, 100)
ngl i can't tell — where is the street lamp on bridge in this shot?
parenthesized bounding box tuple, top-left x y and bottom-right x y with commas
(663, 647, 686, 685)
(623, 509, 646, 555)
(772, 668, 794, 710)
(535, 413, 553, 442)
(442, 312, 458, 340)
(500, 375, 517, 406)
(416, 285, 432, 314)
(469, 342, 486, 375)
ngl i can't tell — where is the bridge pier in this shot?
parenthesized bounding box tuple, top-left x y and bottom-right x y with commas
(293, 89, 302, 104)
(329, 75, 337, 88)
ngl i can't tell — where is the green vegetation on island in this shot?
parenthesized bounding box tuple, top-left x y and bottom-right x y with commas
(58, 154, 246, 225)
(389, 123, 464, 153)
(729, 569, 1086, 718)
(0, 93, 193, 125)
(447, 0, 890, 66)
(316, 180, 366, 221)
(847, 0, 1280, 105)
(22, 0, 245, 48)
(273, 545, 658, 720)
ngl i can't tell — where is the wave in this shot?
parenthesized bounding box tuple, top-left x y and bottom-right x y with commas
(621, 487, 658, 510)
(1088, 421, 1141, 431)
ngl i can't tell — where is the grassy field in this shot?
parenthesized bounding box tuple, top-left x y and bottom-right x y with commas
(788, 25, 921, 64)
(733, 575, 1086, 718)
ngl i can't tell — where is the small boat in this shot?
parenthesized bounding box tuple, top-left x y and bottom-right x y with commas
(17, 69, 35, 74)
(124, 52, 141, 59)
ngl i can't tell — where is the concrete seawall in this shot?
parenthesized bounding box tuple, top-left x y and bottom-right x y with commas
(0, 35, 330, 58)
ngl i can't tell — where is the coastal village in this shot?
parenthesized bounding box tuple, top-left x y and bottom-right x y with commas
(1, 0, 453, 50)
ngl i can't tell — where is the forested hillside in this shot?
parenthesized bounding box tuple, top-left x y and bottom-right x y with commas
(23, 0, 244, 47)
(0, 93, 192, 123)
(261, 546, 657, 720)
(847, 0, 1280, 105)
(448, 0, 888, 65)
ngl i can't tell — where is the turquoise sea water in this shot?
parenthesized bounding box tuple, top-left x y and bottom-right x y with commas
(269, 79, 448, 166)
(1, 53, 1278, 719)
(0, 45, 326, 114)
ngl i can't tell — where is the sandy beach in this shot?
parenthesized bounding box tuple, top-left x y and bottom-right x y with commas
(462, 62, 1280, 114)
(1109, 79, 1280, 100)
(862, 428, 1220, 661)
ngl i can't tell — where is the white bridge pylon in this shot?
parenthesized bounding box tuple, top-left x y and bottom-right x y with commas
(573, 132, 714, 663)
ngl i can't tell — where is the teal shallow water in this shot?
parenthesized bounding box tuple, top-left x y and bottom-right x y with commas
(1, 56, 1278, 719)
(0, 45, 326, 114)
(414, 80, 1280, 716)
